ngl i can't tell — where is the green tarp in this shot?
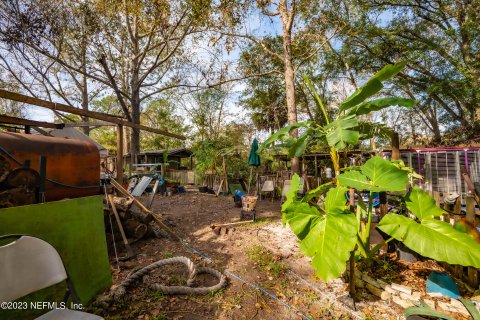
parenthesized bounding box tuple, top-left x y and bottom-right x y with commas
(0, 196, 111, 319)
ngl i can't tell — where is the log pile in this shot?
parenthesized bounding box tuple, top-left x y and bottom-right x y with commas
(0, 155, 39, 208)
(104, 195, 161, 241)
(104, 180, 169, 247)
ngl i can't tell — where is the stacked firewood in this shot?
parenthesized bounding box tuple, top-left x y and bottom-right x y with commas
(0, 155, 39, 208)
(104, 194, 166, 243)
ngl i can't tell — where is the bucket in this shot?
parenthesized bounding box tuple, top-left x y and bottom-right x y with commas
(242, 196, 258, 212)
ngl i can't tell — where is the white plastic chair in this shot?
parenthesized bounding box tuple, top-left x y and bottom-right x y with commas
(0, 235, 103, 320)
(260, 180, 275, 201)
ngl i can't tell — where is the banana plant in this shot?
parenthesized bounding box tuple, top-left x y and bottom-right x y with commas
(283, 157, 480, 282)
(258, 61, 416, 176)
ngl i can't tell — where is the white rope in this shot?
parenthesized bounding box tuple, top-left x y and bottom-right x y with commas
(95, 256, 227, 308)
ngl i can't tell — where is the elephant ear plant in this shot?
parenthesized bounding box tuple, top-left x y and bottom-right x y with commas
(261, 61, 480, 290)
(283, 157, 480, 285)
(258, 61, 416, 175)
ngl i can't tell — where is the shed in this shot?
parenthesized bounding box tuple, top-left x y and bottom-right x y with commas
(124, 148, 193, 169)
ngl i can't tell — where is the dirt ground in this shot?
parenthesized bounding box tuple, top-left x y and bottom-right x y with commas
(92, 191, 467, 320)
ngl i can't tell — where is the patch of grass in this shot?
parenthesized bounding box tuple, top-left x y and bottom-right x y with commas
(147, 290, 168, 301)
(208, 287, 226, 299)
(167, 274, 187, 286)
(221, 292, 243, 306)
(152, 312, 167, 320)
(246, 245, 287, 277)
(303, 289, 320, 306)
(162, 250, 174, 258)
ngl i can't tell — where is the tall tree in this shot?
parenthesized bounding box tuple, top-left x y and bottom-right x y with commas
(0, 0, 212, 156)
(0, 1, 101, 134)
(141, 98, 190, 150)
(321, 0, 480, 144)
(219, 0, 336, 173)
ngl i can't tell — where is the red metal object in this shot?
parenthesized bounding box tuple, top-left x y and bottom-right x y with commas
(0, 132, 100, 202)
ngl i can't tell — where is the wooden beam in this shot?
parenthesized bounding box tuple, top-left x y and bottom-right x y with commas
(64, 121, 115, 127)
(116, 125, 124, 184)
(0, 89, 185, 140)
(0, 114, 64, 129)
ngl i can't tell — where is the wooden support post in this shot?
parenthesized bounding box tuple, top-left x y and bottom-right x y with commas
(466, 196, 475, 225)
(116, 124, 124, 184)
(222, 156, 228, 194)
(454, 197, 462, 214)
(454, 265, 463, 278)
(380, 192, 387, 217)
(434, 191, 441, 207)
(467, 267, 479, 288)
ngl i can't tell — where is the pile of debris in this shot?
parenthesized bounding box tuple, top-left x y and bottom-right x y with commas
(103, 180, 169, 258)
(105, 195, 159, 240)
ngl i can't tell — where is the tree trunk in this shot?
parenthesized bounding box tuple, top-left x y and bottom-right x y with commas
(130, 97, 141, 159)
(81, 73, 89, 135)
(280, 0, 300, 174)
(129, 13, 141, 158)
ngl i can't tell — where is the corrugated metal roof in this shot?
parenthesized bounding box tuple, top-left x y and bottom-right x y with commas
(48, 127, 108, 157)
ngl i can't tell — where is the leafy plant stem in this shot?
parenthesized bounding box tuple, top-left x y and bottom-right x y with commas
(349, 249, 356, 296)
(364, 192, 374, 255)
(303, 75, 330, 125)
(368, 237, 394, 259)
(329, 147, 340, 178)
(356, 234, 368, 258)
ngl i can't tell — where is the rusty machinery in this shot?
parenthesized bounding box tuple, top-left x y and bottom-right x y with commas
(0, 132, 100, 207)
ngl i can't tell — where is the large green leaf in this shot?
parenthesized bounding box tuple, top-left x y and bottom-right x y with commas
(298, 208, 357, 281)
(337, 171, 372, 191)
(340, 79, 383, 111)
(258, 121, 312, 153)
(324, 186, 348, 211)
(282, 174, 302, 221)
(404, 302, 454, 320)
(371, 61, 406, 82)
(284, 202, 323, 240)
(325, 116, 359, 150)
(348, 97, 416, 116)
(357, 121, 395, 140)
(361, 157, 409, 192)
(405, 187, 445, 219)
(378, 214, 480, 268)
(283, 184, 357, 281)
(302, 75, 329, 123)
(340, 61, 406, 111)
(302, 182, 332, 202)
(287, 129, 314, 158)
(337, 157, 409, 192)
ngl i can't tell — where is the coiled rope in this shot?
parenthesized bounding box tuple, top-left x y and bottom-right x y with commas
(96, 256, 227, 307)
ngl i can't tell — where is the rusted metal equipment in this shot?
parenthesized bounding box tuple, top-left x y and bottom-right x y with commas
(0, 132, 100, 202)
